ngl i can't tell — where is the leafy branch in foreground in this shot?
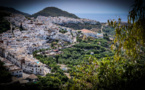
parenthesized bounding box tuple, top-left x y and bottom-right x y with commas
(70, 56, 145, 90)
(108, 0, 145, 60)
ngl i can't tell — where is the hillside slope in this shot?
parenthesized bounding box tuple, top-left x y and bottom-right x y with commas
(32, 7, 79, 18)
(0, 6, 30, 16)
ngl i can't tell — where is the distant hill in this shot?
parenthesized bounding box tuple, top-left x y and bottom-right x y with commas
(32, 7, 79, 18)
(0, 6, 30, 16)
(0, 6, 30, 34)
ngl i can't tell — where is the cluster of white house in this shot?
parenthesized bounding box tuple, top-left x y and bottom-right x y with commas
(0, 14, 104, 77)
(5, 14, 79, 43)
(0, 28, 50, 76)
(0, 45, 46, 75)
(0, 56, 23, 77)
(36, 16, 100, 25)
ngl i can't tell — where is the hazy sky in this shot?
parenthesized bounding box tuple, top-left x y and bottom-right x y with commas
(0, 0, 134, 15)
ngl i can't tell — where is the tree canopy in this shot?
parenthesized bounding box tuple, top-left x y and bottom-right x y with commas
(109, 0, 145, 60)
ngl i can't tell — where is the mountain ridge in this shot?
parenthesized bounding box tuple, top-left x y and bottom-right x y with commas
(32, 7, 79, 19)
(0, 6, 30, 16)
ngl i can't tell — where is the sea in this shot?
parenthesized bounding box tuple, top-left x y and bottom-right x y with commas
(75, 13, 128, 23)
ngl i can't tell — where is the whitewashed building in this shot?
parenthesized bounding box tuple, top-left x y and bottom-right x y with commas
(0, 57, 23, 77)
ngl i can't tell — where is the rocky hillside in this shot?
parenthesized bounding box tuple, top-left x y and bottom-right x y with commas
(32, 7, 79, 19)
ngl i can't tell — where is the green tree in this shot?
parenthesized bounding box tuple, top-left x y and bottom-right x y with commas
(0, 12, 10, 33)
(103, 33, 110, 40)
(19, 22, 23, 31)
(109, 0, 145, 60)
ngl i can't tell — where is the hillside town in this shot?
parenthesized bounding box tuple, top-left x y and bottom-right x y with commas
(0, 14, 104, 79)
(1, 0, 144, 89)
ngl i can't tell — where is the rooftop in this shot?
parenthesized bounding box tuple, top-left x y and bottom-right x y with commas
(81, 29, 96, 34)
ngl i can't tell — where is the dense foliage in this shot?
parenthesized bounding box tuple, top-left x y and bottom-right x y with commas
(33, 51, 70, 89)
(0, 12, 10, 33)
(58, 38, 113, 66)
(102, 26, 115, 36)
(37, 73, 69, 89)
(34, 38, 113, 66)
(59, 22, 101, 30)
(69, 56, 145, 90)
(109, 0, 145, 59)
(32, 38, 113, 90)
(59, 29, 68, 33)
